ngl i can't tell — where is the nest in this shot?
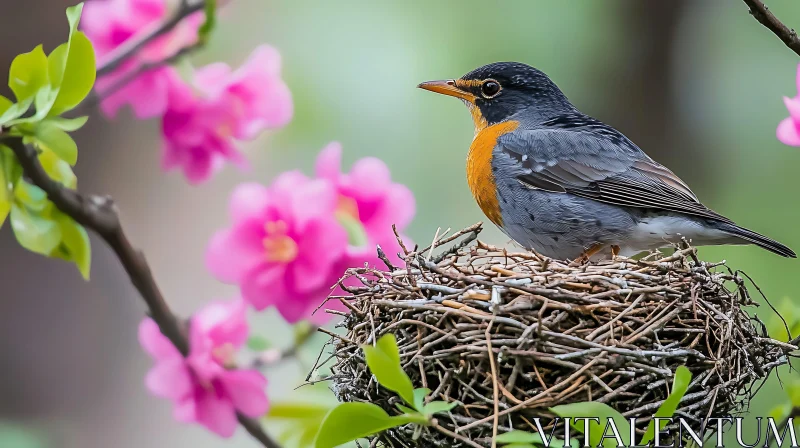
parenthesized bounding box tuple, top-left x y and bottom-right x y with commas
(317, 224, 795, 447)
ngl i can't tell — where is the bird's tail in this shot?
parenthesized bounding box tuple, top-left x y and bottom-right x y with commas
(716, 222, 796, 258)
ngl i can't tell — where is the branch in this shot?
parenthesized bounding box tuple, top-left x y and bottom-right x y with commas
(96, 0, 206, 76)
(74, 42, 203, 116)
(743, 0, 800, 57)
(3, 137, 282, 448)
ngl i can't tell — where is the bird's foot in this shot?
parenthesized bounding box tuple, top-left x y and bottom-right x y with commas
(570, 243, 605, 266)
(611, 245, 620, 259)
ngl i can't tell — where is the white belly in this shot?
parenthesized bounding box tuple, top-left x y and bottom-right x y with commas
(617, 215, 736, 257)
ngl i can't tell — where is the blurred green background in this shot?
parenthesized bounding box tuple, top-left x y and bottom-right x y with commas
(1, 0, 800, 446)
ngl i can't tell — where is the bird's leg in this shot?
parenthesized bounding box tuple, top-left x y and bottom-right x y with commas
(570, 243, 605, 266)
(611, 245, 620, 259)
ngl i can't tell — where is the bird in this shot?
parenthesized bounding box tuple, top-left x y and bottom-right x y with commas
(418, 62, 796, 261)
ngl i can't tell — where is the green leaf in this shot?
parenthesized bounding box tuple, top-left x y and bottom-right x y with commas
(551, 402, 631, 448)
(496, 431, 542, 444)
(37, 150, 77, 189)
(640, 366, 692, 445)
(10, 202, 61, 256)
(420, 400, 457, 416)
(267, 402, 331, 448)
(413, 388, 430, 412)
(0, 423, 44, 448)
(268, 402, 331, 420)
(48, 31, 95, 116)
(787, 379, 800, 406)
(198, 0, 217, 43)
(0, 146, 22, 188)
(0, 97, 33, 126)
(769, 402, 793, 420)
(363, 334, 415, 406)
(336, 210, 369, 247)
(314, 402, 422, 448)
(52, 211, 91, 279)
(14, 180, 48, 211)
(0, 95, 12, 116)
(8, 45, 49, 102)
(0, 145, 18, 228)
(27, 3, 96, 118)
(26, 121, 78, 165)
(247, 335, 271, 352)
(46, 115, 88, 132)
(0, 174, 9, 229)
(395, 403, 417, 415)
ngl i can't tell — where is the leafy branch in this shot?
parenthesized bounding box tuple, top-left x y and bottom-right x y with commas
(0, 3, 279, 447)
(743, 0, 800, 57)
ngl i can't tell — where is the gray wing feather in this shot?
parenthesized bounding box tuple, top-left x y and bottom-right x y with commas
(498, 125, 732, 223)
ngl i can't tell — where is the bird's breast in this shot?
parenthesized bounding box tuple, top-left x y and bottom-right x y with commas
(466, 120, 520, 227)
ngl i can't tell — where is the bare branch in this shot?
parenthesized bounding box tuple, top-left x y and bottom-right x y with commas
(3, 137, 282, 448)
(743, 0, 800, 57)
(97, 0, 206, 76)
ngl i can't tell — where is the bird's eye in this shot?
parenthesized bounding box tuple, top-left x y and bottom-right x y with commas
(481, 79, 501, 98)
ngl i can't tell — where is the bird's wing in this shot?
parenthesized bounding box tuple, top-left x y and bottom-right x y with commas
(497, 122, 732, 223)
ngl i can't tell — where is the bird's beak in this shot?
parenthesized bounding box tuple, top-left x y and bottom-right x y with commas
(417, 79, 476, 103)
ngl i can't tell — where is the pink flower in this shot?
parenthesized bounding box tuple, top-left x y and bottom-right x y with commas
(161, 69, 248, 184)
(315, 142, 415, 263)
(194, 45, 293, 139)
(160, 46, 293, 184)
(778, 64, 800, 146)
(205, 174, 348, 322)
(82, 0, 203, 118)
(139, 299, 268, 437)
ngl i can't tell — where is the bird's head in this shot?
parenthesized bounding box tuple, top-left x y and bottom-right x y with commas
(418, 62, 572, 133)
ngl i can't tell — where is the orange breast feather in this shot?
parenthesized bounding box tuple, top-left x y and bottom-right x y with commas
(466, 120, 519, 227)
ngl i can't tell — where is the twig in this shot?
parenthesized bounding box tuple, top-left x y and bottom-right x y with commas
(431, 421, 483, 448)
(96, 0, 206, 76)
(251, 325, 320, 369)
(2, 137, 282, 448)
(743, 0, 800, 57)
(75, 43, 203, 115)
(485, 319, 499, 448)
(376, 244, 397, 271)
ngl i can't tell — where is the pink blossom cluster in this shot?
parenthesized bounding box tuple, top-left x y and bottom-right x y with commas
(139, 143, 414, 436)
(206, 143, 415, 324)
(82, 0, 292, 183)
(139, 299, 268, 436)
(83, 0, 416, 439)
(778, 64, 800, 147)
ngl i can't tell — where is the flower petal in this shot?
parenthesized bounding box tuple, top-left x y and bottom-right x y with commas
(196, 389, 238, 438)
(229, 183, 270, 222)
(315, 142, 343, 182)
(138, 318, 180, 361)
(289, 179, 338, 230)
(205, 223, 265, 284)
(785, 96, 800, 119)
(241, 263, 288, 310)
(194, 62, 233, 99)
(145, 358, 192, 399)
(777, 117, 800, 146)
(346, 157, 392, 200)
(290, 217, 348, 293)
(173, 398, 197, 423)
(194, 299, 249, 349)
(219, 369, 269, 417)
